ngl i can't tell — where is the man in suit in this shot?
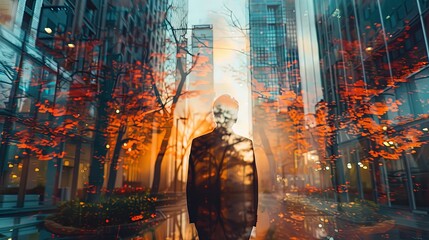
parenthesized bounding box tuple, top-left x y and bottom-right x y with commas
(187, 94, 258, 240)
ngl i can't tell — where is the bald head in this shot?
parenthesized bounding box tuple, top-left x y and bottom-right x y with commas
(213, 94, 239, 130)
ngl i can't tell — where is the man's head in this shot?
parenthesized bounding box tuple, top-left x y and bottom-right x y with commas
(213, 94, 239, 130)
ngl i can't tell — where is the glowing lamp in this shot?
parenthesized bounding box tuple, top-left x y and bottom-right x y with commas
(44, 27, 53, 34)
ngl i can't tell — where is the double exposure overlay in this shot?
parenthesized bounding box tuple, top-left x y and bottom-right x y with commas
(187, 95, 258, 240)
(0, 0, 428, 239)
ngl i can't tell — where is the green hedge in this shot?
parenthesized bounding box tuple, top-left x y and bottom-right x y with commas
(49, 192, 156, 229)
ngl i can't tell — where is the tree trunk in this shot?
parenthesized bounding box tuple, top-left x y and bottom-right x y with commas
(150, 118, 173, 194)
(87, 86, 111, 202)
(149, 41, 191, 194)
(257, 127, 277, 187)
(106, 125, 126, 195)
(87, 124, 108, 202)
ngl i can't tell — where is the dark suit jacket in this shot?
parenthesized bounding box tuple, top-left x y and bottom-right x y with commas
(187, 128, 258, 231)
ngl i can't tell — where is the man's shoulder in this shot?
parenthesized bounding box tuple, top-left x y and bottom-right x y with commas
(191, 131, 215, 143)
(232, 133, 253, 143)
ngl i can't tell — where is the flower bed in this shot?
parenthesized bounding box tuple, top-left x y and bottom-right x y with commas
(45, 191, 157, 235)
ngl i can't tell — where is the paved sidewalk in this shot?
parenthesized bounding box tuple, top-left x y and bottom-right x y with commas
(379, 206, 429, 231)
(283, 193, 429, 232)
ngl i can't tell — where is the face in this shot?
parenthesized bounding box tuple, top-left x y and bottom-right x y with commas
(213, 105, 238, 130)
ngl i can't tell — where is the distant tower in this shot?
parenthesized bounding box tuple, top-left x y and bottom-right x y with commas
(248, 0, 302, 190)
(188, 24, 215, 121)
(169, 24, 214, 193)
(249, 0, 301, 103)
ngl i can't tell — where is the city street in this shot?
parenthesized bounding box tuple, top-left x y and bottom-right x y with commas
(2, 0, 429, 239)
(2, 193, 428, 239)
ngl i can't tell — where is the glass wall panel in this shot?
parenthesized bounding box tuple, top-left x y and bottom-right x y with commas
(376, 158, 391, 206)
(385, 153, 410, 207)
(343, 146, 360, 200)
(3, 144, 22, 191)
(410, 77, 429, 115)
(77, 143, 92, 198)
(408, 145, 429, 210)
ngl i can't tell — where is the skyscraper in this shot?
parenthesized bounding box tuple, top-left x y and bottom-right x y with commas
(0, 0, 173, 207)
(314, 0, 429, 212)
(249, 0, 302, 190)
(168, 24, 214, 192)
(0, 0, 106, 206)
(249, 0, 300, 101)
(189, 24, 215, 113)
(173, 24, 214, 125)
(153, 0, 190, 193)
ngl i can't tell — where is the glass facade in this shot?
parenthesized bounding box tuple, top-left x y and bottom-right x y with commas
(0, 35, 60, 207)
(0, 0, 100, 207)
(249, 0, 304, 192)
(314, 0, 429, 212)
(249, 0, 299, 99)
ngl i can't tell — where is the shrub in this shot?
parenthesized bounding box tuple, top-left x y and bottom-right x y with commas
(48, 191, 157, 229)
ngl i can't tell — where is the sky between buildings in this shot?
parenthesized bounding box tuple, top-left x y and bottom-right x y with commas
(188, 0, 252, 138)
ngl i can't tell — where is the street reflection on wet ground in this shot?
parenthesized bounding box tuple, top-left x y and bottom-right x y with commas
(131, 204, 198, 240)
(3, 193, 429, 239)
(131, 193, 429, 240)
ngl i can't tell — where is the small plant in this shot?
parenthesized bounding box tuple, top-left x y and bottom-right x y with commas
(48, 191, 157, 229)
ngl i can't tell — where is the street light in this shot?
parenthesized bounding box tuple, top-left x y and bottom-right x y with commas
(44, 27, 53, 34)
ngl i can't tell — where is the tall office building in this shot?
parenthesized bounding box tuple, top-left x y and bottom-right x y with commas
(314, 0, 429, 212)
(167, 24, 214, 192)
(102, 0, 170, 191)
(249, 0, 303, 190)
(249, 0, 300, 101)
(248, 0, 323, 191)
(153, 0, 190, 192)
(173, 24, 214, 124)
(0, 0, 171, 207)
(0, 0, 106, 206)
(189, 24, 214, 112)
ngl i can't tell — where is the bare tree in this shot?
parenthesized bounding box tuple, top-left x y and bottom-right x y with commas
(149, 3, 202, 194)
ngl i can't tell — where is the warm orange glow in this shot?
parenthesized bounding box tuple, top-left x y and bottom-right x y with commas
(131, 214, 144, 221)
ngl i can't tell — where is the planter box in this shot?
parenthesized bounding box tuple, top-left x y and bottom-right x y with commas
(44, 220, 97, 236)
(44, 211, 166, 238)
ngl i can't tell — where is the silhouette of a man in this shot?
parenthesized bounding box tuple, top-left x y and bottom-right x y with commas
(187, 94, 258, 240)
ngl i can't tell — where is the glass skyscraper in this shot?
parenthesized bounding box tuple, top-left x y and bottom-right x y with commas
(314, 0, 429, 212)
(249, 0, 301, 102)
(249, 0, 303, 190)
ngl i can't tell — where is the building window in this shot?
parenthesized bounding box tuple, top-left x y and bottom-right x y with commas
(16, 97, 32, 113)
(390, 13, 398, 29)
(25, 0, 36, 11)
(22, 12, 33, 32)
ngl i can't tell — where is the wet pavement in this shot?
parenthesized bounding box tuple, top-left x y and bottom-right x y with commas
(1, 193, 429, 239)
